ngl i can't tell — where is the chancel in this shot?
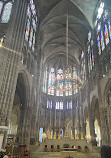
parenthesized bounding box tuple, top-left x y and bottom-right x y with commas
(0, 0, 111, 158)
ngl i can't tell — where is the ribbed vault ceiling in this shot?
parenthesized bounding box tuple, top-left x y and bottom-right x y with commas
(36, 0, 98, 66)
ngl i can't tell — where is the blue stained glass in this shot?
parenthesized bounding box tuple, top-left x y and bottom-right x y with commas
(97, 35, 101, 55)
(25, 19, 30, 41)
(104, 23, 109, 45)
(48, 68, 55, 95)
(32, 19, 36, 30)
(39, 128, 43, 142)
(103, 10, 108, 20)
(101, 30, 105, 51)
(27, 6, 31, 18)
(29, 27, 33, 47)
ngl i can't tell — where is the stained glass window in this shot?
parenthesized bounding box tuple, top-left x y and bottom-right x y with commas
(81, 51, 86, 84)
(101, 30, 105, 51)
(1, 2, 13, 23)
(96, 2, 111, 55)
(25, 0, 37, 52)
(87, 31, 94, 73)
(27, 5, 31, 18)
(32, 33, 35, 51)
(56, 69, 63, 96)
(29, 27, 33, 47)
(104, 23, 109, 45)
(68, 82, 72, 95)
(97, 2, 104, 19)
(60, 101, 63, 109)
(103, 10, 108, 20)
(43, 68, 47, 93)
(25, 19, 30, 41)
(73, 67, 78, 94)
(43, 66, 80, 97)
(64, 68, 72, 96)
(97, 35, 101, 55)
(48, 68, 55, 95)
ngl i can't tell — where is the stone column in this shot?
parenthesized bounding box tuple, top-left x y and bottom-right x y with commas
(72, 98, 75, 139)
(63, 99, 65, 137)
(107, 106, 111, 145)
(99, 107, 110, 145)
(89, 115, 97, 145)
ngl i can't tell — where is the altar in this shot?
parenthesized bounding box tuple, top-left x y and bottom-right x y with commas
(37, 137, 92, 152)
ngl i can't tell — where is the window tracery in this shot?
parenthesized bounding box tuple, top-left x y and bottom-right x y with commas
(25, 0, 37, 52)
(95, 1, 111, 55)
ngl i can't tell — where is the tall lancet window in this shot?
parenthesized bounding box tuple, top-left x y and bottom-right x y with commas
(81, 51, 86, 84)
(48, 68, 55, 95)
(73, 67, 78, 94)
(43, 67, 47, 93)
(65, 68, 72, 96)
(0, 1, 14, 23)
(95, 2, 111, 55)
(87, 31, 94, 73)
(25, 0, 37, 52)
(56, 68, 63, 96)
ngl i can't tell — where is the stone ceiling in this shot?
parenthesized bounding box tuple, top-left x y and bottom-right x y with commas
(36, 0, 98, 66)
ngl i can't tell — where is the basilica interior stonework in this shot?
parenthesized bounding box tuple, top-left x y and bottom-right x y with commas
(0, 0, 111, 158)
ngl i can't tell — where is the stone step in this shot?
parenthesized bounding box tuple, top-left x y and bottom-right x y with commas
(30, 152, 101, 158)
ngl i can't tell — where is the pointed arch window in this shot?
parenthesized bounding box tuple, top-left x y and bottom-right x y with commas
(65, 68, 72, 96)
(56, 69, 63, 96)
(60, 101, 63, 109)
(25, 0, 37, 52)
(48, 68, 55, 95)
(43, 68, 47, 93)
(81, 51, 86, 84)
(73, 67, 78, 94)
(56, 101, 59, 109)
(1, 2, 13, 23)
(87, 31, 94, 73)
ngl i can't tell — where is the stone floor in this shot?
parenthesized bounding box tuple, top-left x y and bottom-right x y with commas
(30, 151, 101, 158)
(30, 144, 101, 158)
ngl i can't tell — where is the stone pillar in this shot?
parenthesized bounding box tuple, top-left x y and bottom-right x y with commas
(99, 107, 110, 145)
(83, 122, 86, 140)
(107, 106, 111, 145)
(89, 116, 97, 146)
(63, 99, 65, 137)
(72, 98, 75, 139)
